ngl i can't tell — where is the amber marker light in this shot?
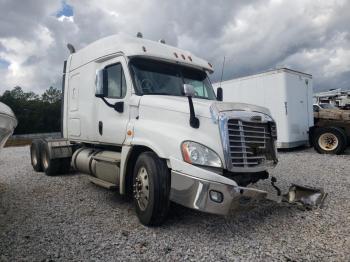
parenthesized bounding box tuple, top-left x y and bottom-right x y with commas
(181, 143, 192, 164)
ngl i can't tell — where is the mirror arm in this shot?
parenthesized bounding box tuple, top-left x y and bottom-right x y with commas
(101, 96, 114, 108)
(188, 96, 200, 128)
(100, 97, 124, 113)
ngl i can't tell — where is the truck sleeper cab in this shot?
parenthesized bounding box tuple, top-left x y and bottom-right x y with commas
(30, 34, 325, 226)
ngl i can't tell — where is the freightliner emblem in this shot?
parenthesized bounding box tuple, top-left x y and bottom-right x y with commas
(250, 115, 262, 122)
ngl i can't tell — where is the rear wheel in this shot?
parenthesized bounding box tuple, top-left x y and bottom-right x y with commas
(30, 139, 43, 172)
(41, 142, 60, 176)
(60, 158, 71, 174)
(313, 127, 347, 154)
(133, 152, 170, 226)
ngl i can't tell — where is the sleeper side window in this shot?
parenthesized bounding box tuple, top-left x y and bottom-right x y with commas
(105, 63, 127, 98)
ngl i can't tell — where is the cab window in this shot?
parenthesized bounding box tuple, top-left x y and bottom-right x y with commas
(105, 63, 127, 98)
(186, 79, 209, 97)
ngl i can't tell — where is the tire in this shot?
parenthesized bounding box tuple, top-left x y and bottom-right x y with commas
(313, 127, 347, 155)
(40, 141, 60, 176)
(133, 152, 170, 226)
(30, 139, 43, 172)
(60, 158, 71, 174)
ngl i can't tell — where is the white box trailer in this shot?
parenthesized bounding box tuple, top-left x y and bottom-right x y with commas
(213, 68, 314, 148)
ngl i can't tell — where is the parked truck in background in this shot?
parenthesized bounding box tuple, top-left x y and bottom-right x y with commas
(30, 34, 325, 225)
(312, 103, 350, 154)
(213, 68, 314, 149)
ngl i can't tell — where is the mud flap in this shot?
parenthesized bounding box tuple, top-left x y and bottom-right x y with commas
(282, 184, 327, 209)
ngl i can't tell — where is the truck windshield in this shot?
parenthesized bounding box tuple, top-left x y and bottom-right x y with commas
(130, 58, 216, 100)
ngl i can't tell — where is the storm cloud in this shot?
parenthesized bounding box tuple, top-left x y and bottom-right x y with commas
(0, 0, 349, 93)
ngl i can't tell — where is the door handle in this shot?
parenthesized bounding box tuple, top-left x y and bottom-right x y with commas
(98, 121, 103, 135)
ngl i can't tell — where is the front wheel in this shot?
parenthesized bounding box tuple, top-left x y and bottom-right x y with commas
(133, 152, 170, 226)
(313, 127, 347, 154)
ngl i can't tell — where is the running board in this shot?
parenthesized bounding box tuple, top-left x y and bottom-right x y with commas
(88, 176, 117, 190)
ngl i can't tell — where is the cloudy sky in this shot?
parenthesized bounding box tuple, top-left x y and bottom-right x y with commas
(0, 0, 349, 94)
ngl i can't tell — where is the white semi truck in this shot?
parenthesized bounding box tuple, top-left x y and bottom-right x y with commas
(30, 34, 325, 225)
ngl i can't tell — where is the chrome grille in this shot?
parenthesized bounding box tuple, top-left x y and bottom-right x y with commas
(227, 119, 274, 168)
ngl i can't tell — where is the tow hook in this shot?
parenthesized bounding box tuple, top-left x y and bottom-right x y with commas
(271, 176, 281, 196)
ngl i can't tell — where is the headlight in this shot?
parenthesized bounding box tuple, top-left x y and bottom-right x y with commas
(181, 141, 222, 168)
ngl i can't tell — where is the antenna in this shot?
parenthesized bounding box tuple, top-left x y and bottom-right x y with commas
(219, 56, 226, 87)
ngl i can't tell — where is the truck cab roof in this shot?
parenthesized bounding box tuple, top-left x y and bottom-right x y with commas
(69, 33, 213, 73)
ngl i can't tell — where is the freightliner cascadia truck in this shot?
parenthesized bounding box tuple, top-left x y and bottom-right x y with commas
(30, 33, 325, 226)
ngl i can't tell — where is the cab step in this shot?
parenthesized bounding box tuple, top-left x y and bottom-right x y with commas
(88, 176, 118, 190)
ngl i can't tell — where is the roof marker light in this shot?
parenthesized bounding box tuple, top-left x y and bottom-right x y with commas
(142, 46, 147, 52)
(188, 56, 192, 62)
(208, 62, 213, 68)
(181, 54, 186, 60)
(174, 52, 178, 58)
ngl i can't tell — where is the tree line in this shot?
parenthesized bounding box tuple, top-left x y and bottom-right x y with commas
(0, 86, 62, 135)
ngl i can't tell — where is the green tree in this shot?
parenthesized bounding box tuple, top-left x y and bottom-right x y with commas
(0, 86, 62, 134)
(42, 86, 61, 103)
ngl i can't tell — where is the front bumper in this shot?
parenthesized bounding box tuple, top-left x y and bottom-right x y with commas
(170, 170, 326, 215)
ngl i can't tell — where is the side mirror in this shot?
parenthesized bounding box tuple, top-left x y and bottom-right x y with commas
(95, 69, 105, 97)
(217, 87, 223, 101)
(183, 84, 195, 97)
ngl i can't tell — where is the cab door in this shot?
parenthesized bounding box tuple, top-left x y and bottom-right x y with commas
(96, 56, 131, 145)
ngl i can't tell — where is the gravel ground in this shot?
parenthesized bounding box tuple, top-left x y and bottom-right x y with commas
(0, 146, 349, 261)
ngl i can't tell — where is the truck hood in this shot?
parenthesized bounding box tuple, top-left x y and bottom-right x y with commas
(139, 95, 272, 118)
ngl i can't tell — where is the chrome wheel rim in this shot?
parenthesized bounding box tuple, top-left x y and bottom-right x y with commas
(318, 133, 338, 151)
(31, 148, 37, 166)
(134, 167, 150, 211)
